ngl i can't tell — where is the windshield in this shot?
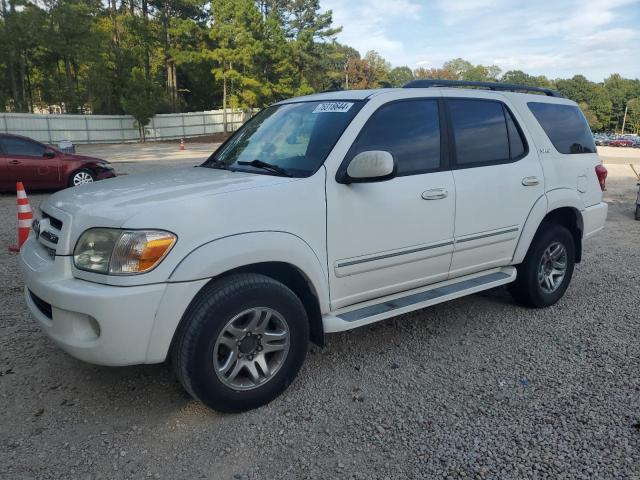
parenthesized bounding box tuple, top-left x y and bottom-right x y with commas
(203, 100, 364, 177)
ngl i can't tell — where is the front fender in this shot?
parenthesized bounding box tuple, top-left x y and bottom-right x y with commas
(169, 231, 330, 311)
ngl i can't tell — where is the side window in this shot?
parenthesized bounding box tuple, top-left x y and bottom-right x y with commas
(528, 102, 596, 154)
(505, 107, 526, 158)
(349, 100, 441, 175)
(0, 137, 47, 157)
(448, 99, 511, 166)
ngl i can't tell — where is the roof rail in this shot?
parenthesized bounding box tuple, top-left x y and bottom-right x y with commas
(403, 79, 563, 98)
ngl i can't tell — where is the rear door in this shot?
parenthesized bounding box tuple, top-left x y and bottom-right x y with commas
(446, 95, 544, 278)
(0, 136, 60, 189)
(0, 141, 10, 191)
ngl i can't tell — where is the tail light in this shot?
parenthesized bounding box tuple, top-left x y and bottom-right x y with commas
(595, 164, 607, 191)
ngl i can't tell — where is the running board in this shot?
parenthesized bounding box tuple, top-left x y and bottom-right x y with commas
(323, 267, 517, 333)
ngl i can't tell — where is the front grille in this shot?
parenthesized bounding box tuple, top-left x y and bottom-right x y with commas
(42, 212, 63, 230)
(37, 210, 64, 254)
(29, 290, 52, 319)
(41, 230, 59, 244)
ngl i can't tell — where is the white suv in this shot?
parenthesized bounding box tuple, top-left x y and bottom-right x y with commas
(20, 80, 608, 412)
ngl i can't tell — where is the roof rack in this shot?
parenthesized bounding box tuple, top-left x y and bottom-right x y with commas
(403, 79, 563, 98)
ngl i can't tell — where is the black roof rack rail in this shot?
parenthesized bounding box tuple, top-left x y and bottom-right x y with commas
(403, 79, 563, 98)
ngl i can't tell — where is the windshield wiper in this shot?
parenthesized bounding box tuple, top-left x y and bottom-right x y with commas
(201, 159, 229, 170)
(237, 159, 291, 177)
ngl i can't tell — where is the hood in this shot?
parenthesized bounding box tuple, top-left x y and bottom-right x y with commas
(46, 166, 294, 221)
(62, 153, 109, 163)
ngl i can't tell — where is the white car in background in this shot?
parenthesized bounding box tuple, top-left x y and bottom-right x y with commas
(21, 80, 608, 412)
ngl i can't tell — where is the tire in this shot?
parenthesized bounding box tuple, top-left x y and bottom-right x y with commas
(69, 169, 95, 187)
(509, 223, 576, 308)
(172, 273, 309, 413)
(635, 205, 640, 221)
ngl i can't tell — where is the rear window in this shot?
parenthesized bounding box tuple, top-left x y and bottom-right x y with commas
(528, 102, 595, 154)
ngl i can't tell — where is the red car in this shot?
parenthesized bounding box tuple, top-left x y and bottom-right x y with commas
(609, 138, 634, 147)
(0, 134, 115, 192)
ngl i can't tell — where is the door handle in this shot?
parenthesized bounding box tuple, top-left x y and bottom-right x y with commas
(8, 160, 20, 165)
(422, 188, 448, 200)
(521, 176, 540, 186)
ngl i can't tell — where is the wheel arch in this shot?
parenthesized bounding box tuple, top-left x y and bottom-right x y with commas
(162, 261, 325, 366)
(67, 166, 96, 186)
(223, 262, 325, 347)
(159, 232, 329, 358)
(512, 191, 584, 265)
(542, 207, 583, 262)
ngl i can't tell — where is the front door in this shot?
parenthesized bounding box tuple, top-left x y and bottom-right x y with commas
(326, 98, 456, 309)
(445, 96, 544, 278)
(0, 136, 60, 190)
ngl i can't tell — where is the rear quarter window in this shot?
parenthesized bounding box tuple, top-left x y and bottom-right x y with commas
(528, 102, 596, 154)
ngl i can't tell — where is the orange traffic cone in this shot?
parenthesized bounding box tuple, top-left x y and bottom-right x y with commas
(8, 182, 33, 253)
(179, 138, 185, 150)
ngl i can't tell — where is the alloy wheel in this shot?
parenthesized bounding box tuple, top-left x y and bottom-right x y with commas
(73, 171, 94, 185)
(213, 307, 290, 391)
(538, 241, 567, 294)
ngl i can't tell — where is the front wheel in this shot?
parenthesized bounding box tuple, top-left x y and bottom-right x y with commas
(172, 273, 309, 413)
(69, 169, 95, 187)
(510, 223, 576, 308)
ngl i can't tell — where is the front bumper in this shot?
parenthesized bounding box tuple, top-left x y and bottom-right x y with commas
(20, 236, 168, 366)
(20, 236, 167, 365)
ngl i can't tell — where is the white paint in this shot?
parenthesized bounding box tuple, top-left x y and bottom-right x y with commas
(19, 86, 608, 366)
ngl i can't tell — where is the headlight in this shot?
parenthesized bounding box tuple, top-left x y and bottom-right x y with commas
(73, 228, 176, 275)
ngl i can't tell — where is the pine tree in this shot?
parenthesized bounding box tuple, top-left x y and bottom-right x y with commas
(121, 67, 160, 141)
(209, 0, 263, 132)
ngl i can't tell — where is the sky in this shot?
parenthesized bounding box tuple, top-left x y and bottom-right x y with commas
(320, 0, 640, 82)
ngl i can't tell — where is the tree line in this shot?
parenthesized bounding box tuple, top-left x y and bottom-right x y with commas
(1, 0, 639, 135)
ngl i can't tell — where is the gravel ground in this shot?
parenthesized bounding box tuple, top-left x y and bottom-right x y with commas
(1, 157, 639, 480)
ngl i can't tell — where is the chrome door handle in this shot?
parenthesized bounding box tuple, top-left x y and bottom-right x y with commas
(422, 188, 448, 200)
(522, 176, 540, 186)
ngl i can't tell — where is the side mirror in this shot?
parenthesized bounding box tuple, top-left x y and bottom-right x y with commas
(43, 149, 56, 159)
(340, 150, 396, 184)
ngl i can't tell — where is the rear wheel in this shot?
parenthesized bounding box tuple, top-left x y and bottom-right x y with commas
(635, 205, 640, 221)
(510, 223, 576, 308)
(69, 169, 95, 187)
(172, 273, 309, 413)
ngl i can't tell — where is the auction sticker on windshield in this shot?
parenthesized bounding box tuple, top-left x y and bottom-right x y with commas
(312, 102, 354, 113)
